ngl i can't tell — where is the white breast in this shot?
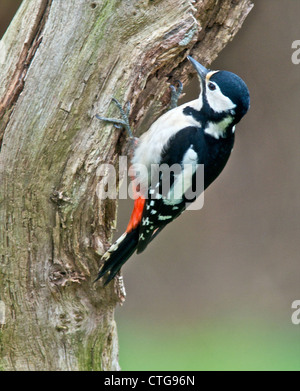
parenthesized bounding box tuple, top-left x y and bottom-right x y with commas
(131, 98, 202, 194)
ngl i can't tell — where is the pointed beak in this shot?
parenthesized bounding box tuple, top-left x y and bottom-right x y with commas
(187, 56, 210, 80)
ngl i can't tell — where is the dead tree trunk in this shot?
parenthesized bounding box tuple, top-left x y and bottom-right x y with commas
(0, 0, 253, 371)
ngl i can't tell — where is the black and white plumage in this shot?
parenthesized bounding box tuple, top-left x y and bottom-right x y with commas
(96, 55, 250, 285)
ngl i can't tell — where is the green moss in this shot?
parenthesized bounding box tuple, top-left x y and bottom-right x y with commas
(77, 331, 104, 371)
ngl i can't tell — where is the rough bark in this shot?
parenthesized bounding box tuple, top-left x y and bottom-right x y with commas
(0, 0, 253, 371)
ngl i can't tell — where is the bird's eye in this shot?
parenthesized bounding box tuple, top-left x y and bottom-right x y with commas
(208, 82, 216, 91)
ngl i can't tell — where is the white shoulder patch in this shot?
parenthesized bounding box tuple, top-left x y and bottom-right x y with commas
(183, 144, 198, 164)
(164, 145, 198, 205)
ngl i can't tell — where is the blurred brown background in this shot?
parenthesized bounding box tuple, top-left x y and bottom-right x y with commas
(1, 0, 300, 370)
(0, 0, 21, 37)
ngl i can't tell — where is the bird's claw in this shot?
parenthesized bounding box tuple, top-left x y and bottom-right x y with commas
(169, 80, 183, 110)
(96, 98, 133, 138)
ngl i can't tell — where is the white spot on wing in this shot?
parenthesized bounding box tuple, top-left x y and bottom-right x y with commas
(142, 217, 150, 226)
(158, 215, 173, 221)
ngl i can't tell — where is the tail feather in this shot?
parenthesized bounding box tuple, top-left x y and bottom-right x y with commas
(95, 228, 139, 285)
(96, 196, 146, 285)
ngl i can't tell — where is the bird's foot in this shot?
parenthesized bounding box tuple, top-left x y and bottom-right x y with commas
(169, 80, 183, 110)
(96, 98, 134, 139)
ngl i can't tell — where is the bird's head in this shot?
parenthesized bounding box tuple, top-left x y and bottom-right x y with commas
(188, 56, 250, 127)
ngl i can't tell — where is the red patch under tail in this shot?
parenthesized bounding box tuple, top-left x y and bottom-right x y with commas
(126, 196, 146, 233)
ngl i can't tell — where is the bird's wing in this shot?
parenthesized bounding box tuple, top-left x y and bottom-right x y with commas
(136, 126, 201, 254)
(136, 175, 186, 254)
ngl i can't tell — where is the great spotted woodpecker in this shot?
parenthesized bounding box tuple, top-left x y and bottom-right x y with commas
(96, 56, 250, 285)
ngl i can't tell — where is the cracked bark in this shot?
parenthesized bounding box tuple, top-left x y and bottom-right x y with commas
(0, 0, 253, 371)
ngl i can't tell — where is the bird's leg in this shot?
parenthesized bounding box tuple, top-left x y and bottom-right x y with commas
(96, 98, 139, 162)
(169, 80, 183, 110)
(96, 98, 134, 139)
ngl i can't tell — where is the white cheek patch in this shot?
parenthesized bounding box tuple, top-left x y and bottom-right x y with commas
(206, 83, 236, 113)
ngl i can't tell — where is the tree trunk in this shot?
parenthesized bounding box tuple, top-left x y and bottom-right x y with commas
(0, 0, 253, 371)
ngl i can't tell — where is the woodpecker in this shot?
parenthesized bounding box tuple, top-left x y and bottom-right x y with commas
(96, 56, 250, 285)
